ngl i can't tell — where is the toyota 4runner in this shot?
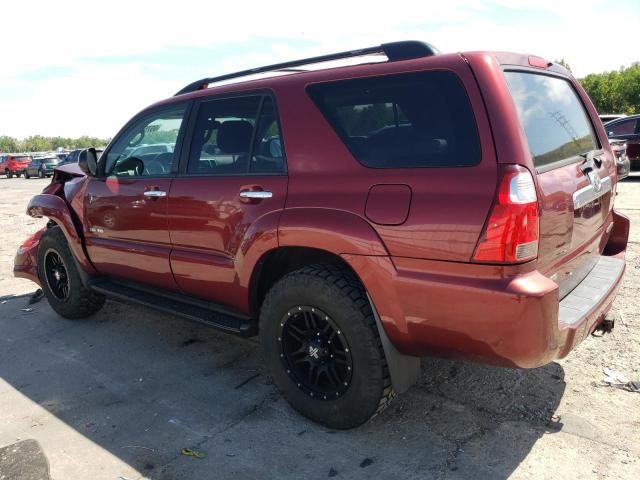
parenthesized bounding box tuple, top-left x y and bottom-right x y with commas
(14, 41, 628, 429)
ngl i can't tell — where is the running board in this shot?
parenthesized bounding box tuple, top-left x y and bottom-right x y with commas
(89, 278, 257, 337)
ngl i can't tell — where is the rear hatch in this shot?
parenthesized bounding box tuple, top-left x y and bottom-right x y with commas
(504, 71, 615, 298)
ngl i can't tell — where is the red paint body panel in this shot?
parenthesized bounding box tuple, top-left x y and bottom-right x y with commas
(365, 185, 412, 226)
(273, 56, 497, 262)
(343, 212, 626, 368)
(167, 176, 287, 310)
(84, 177, 177, 290)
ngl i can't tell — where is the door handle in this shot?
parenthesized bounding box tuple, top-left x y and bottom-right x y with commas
(239, 190, 273, 199)
(143, 190, 167, 197)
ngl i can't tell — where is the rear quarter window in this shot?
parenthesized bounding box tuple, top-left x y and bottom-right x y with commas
(307, 71, 481, 168)
(504, 71, 598, 169)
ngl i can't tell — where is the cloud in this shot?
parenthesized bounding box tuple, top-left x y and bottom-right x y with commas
(1, 0, 638, 138)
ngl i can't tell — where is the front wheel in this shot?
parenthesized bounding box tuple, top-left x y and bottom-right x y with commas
(24, 170, 30, 179)
(6, 169, 12, 178)
(260, 265, 394, 429)
(38, 227, 105, 319)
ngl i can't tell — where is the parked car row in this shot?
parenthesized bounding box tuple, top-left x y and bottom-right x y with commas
(1, 148, 105, 179)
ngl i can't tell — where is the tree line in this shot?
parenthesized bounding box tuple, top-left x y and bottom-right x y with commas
(580, 62, 640, 115)
(0, 135, 111, 153)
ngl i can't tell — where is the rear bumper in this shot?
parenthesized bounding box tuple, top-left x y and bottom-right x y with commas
(345, 211, 629, 368)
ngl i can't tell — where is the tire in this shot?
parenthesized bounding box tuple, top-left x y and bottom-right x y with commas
(24, 170, 30, 179)
(38, 226, 105, 319)
(15, 171, 21, 178)
(6, 169, 12, 178)
(260, 264, 394, 429)
(39, 169, 45, 178)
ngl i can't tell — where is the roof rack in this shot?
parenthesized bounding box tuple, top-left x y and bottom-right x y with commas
(174, 40, 439, 96)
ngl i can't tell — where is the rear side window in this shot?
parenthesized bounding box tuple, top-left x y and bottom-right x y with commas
(186, 95, 286, 175)
(307, 71, 481, 168)
(504, 71, 598, 169)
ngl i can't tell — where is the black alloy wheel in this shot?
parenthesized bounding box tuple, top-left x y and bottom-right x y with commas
(278, 306, 353, 400)
(43, 249, 70, 300)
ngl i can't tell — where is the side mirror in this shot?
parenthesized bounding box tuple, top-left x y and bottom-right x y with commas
(78, 148, 98, 176)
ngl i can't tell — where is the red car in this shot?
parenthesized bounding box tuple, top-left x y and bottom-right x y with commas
(2, 154, 32, 178)
(14, 41, 628, 429)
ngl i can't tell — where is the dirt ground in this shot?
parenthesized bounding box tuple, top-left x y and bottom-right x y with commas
(0, 175, 638, 480)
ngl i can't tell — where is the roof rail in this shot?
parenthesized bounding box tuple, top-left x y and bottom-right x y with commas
(174, 40, 438, 96)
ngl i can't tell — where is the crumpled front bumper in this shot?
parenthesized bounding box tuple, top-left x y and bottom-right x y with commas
(13, 228, 45, 286)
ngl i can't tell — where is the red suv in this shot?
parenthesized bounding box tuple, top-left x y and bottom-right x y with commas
(2, 154, 32, 177)
(14, 41, 628, 429)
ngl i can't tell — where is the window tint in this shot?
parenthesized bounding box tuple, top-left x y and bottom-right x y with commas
(187, 96, 261, 174)
(307, 71, 481, 168)
(104, 106, 186, 177)
(504, 72, 598, 169)
(607, 119, 637, 136)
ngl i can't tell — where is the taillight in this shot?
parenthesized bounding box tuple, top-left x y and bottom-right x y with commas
(473, 165, 539, 264)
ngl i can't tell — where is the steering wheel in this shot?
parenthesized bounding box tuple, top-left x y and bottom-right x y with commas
(143, 153, 169, 175)
(115, 157, 144, 176)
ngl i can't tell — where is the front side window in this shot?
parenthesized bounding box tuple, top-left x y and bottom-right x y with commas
(307, 71, 481, 168)
(104, 105, 186, 177)
(504, 71, 598, 169)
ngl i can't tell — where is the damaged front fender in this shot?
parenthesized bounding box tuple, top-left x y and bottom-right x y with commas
(25, 194, 96, 275)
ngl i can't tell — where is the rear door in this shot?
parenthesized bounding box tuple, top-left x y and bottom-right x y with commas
(84, 104, 189, 291)
(505, 71, 615, 297)
(167, 94, 287, 309)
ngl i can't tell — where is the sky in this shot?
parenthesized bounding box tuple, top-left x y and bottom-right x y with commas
(1, 0, 638, 139)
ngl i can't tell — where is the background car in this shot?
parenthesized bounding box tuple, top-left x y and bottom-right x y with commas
(24, 156, 60, 178)
(604, 114, 640, 169)
(599, 113, 626, 124)
(609, 139, 630, 180)
(2, 154, 32, 178)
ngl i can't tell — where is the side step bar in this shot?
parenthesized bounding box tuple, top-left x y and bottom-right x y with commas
(89, 278, 257, 337)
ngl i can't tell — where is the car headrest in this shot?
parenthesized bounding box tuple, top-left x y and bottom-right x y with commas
(217, 120, 253, 153)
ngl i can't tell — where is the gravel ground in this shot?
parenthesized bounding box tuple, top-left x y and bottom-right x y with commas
(0, 175, 638, 480)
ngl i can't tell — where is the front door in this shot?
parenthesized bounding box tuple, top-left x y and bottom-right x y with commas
(84, 104, 188, 290)
(168, 95, 287, 310)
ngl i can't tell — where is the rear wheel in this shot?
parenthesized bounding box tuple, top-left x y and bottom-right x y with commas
(260, 264, 394, 429)
(38, 227, 105, 319)
(39, 168, 45, 178)
(24, 169, 30, 179)
(15, 171, 21, 178)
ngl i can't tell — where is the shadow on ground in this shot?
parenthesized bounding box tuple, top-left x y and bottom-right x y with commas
(0, 296, 567, 479)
